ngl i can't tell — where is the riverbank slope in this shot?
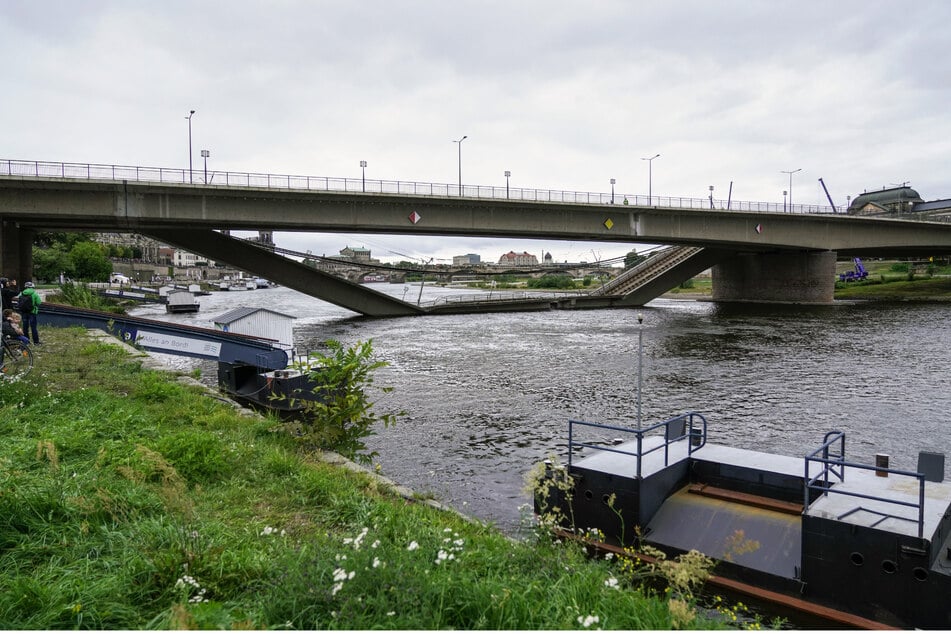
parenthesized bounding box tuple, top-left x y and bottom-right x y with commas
(0, 326, 730, 630)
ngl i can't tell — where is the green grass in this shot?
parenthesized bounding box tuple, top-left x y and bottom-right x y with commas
(0, 327, 738, 629)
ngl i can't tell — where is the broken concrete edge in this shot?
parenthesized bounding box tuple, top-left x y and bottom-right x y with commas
(81, 328, 475, 523)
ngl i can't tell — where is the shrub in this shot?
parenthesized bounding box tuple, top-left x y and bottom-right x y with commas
(47, 281, 126, 314)
(283, 340, 400, 465)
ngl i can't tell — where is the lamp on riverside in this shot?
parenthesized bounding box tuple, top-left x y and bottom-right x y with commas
(453, 135, 467, 196)
(636, 312, 644, 427)
(186, 109, 195, 183)
(641, 153, 660, 204)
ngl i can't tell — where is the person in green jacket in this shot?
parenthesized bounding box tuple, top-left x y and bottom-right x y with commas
(17, 281, 41, 345)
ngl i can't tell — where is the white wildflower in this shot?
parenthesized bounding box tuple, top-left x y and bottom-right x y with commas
(577, 614, 600, 628)
(604, 577, 619, 589)
(407, 541, 419, 551)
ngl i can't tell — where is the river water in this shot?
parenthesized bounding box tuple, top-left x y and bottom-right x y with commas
(130, 284, 951, 536)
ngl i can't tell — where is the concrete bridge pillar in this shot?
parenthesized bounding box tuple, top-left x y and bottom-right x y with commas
(0, 220, 33, 283)
(711, 251, 835, 304)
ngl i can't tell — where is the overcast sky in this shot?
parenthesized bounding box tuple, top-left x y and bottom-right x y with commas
(3, 1, 950, 264)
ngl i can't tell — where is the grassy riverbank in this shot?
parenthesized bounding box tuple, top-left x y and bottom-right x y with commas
(0, 327, 738, 630)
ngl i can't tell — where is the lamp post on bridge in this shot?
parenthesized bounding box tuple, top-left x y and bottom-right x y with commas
(709, 185, 714, 209)
(641, 153, 660, 204)
(360, 160, 367, 192)
(781, 168, 802, 212)
(504, 170, 510, 198)
(453, 135, 467, 196)
(201, 149, 209, 184)
(783, 190, 788, 213)
(186, 109, 195, 183)
(610, 178, 616, 204)
(636, 312, 644, 428)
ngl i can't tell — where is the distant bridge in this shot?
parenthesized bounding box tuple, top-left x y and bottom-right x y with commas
(3, 158, 951, 311)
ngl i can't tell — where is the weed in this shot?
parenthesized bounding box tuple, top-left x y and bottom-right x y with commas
(283, 339, 401, 465)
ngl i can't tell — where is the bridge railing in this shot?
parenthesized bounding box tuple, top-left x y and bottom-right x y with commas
(1, 158, 841, 215)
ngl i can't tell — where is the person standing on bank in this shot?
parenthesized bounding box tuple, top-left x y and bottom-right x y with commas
(17, 281, 41, 345)
(0, 278, 18, 311)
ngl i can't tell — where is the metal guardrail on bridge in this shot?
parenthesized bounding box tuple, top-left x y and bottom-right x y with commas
(0, 158, 839, 215)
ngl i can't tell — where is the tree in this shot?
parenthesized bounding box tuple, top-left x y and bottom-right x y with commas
(625, 250, 647, 269)
(32, 246, 73, 283)
(69, 241, 112, 281)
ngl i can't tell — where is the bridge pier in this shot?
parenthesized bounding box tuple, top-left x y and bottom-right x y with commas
(712, 251, 835, 304)
(1, 220, 33, 283)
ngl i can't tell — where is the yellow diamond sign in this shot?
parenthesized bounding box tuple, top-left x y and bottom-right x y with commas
(603, 218, 614, 230)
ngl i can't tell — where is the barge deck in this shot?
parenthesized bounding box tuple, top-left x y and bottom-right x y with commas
(539, 414, 951, 628)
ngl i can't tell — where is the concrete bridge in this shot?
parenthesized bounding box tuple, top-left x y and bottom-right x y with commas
(3, 159, 951, 313)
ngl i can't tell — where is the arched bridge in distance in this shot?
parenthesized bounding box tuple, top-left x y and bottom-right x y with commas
(3, 158, 951, 316)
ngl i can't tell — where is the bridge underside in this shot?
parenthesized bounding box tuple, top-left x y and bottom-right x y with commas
(1, 222, 837, 313)
(143, 228, 425, 317)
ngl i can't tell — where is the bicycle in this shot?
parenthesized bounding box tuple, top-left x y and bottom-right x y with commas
(0, 338, 34, 378)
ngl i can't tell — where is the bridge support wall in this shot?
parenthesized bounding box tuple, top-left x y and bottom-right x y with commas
(712, 251, 835, 304)
(0, 221, 33, 283)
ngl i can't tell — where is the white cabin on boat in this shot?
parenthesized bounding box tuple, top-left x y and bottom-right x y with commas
(212, 307, 296, 351)
(166, 290, 199, 313)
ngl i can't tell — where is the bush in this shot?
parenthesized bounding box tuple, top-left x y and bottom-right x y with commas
(47, 282, 127, 314)
(284, 340, 400, 465)
(527, 274, 575, 289)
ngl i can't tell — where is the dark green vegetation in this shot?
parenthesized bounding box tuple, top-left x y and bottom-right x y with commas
(285, 339, 399, 466)
(31, 233, 115, 284)
(45, 281, 128, 313)
(0, 327, 744, 629)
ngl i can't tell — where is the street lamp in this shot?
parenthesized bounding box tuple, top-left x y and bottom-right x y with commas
(453, 135, 467, 195)
(636, 312, 644, 427)
(610, 178, 616, 204)
(709, 185, 714, 209)
(504, 170, 511, 198)
(186, 110, 195, 183)
(641, 153, 660, 204)
(360, 160, 367, 192)
(783, 190, 788, 213)
(201, 149, 209, 184)
(781, 168, 802, 211)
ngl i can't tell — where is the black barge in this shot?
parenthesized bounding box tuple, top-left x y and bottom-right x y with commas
(536, 413, 951, 629)
(217, 361, 327, 419)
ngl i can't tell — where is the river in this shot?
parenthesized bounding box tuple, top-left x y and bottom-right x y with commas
(130, 284, 951, 537)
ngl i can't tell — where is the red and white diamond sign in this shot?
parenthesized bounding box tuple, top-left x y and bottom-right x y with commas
(409, 211, 422, 224)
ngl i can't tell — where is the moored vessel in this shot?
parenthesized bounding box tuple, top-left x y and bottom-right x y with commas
(535, 414, 951, 628)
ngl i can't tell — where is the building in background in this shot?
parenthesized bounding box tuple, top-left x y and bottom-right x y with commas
(498, 251, 539, 267)
(453, 253, 482, 266)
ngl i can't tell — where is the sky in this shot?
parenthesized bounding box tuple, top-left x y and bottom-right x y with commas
(3, 0, 950, 265)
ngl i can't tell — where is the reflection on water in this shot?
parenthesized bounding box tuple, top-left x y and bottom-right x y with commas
(132, 286, 951, 536)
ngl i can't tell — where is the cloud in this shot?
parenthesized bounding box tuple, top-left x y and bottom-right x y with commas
(3, 0, 950, 259)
